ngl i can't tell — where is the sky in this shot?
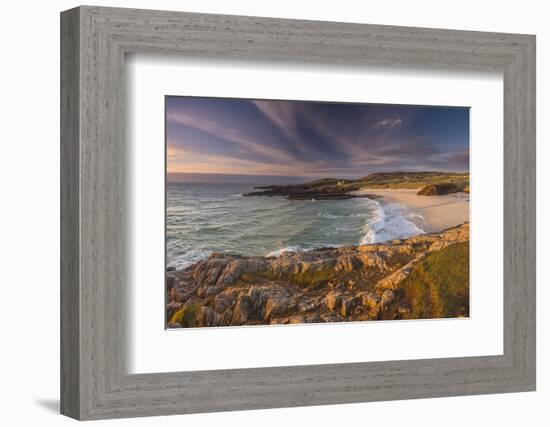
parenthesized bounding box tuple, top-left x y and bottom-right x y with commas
(166, 96, 469, 183)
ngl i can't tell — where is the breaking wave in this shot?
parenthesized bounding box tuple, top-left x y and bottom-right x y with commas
(167, 248, 212, 270)
(361, 199, 425, 244)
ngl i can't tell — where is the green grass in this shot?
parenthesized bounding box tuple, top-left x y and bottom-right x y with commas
(359, 178, 469, 190)
(308, 172, 470, 192)
(390, 241, 469, 319)
(169, 303, 202, 327)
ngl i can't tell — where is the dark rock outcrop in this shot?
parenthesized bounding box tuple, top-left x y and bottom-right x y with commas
(417, 182, 460, 196)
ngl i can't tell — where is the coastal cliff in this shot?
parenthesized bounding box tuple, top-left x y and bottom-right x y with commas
(167, 222, 469, 328)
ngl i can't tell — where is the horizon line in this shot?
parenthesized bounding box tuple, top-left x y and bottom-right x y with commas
(166, 170, 470, 184)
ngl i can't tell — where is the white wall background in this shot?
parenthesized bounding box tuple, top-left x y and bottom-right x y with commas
(0, 0, 546, 425)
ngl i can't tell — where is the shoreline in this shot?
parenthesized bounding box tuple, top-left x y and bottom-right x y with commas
(167, 222, 470, 327)
(356, 188, 469, 233)
(168, 187, 470, 269)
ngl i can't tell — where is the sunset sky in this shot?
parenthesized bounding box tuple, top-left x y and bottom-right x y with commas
(166, 96, 469, 183)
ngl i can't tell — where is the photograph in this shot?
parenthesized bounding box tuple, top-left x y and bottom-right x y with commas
(165, 97, 470, 328)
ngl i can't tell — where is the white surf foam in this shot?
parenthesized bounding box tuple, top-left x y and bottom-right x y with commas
(168, 248, 211, 270)
(361, 199, 425, 244)
(266, 245, 306, 257)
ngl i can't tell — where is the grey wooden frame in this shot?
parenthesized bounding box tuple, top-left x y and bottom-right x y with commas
(60, 5, 536, 420)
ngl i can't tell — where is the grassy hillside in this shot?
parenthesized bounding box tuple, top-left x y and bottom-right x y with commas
(357, 171, 469, 191)
(384, 241, 469, 319)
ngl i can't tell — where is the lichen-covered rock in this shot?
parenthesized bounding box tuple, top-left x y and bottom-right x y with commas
(166, 223, 469, 328)
(218, 257, 269, 286)
(380, 290, 395, 309)
(298, 300, 317, 313)
(169, 304, 202, 328)
(204, 286, 223, 297)
(192, 257, 229, 288)
(374, 254, 425, 291)
(213, 291, 235, 313)
(340, 296, 360, 317)
(166, 301, 182, 321)
(289, 315, 305, 324)
(359, 292, 380, 309)
(270, 317, 290, 325)
(263, 293, 290, 321)
(166, 275, 175, 289)
(201, 306, 221, 327)
(231, 295, 251, 325)
(325, 291, 343, 311)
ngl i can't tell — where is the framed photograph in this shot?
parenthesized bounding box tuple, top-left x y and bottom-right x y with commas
(164, 97, 471, 329)
(61, 6, 536, 420)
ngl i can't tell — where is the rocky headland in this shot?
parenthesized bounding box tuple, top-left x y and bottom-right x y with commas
(167, 222, 470, 328)
(243, 171, 469, 200)
(243, 178, 373, 200)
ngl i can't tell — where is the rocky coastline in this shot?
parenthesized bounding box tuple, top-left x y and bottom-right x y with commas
(166, 222, 470, 328)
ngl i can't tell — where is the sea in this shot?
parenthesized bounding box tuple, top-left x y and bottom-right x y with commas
(166, 183, 425, 270)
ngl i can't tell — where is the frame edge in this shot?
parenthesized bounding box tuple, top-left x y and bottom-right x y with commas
(60, 6, 82, 420)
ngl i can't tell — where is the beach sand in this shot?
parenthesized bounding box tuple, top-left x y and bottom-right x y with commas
(356, 188, 469, 233)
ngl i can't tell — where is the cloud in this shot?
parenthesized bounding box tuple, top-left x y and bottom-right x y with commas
(167, 152, 289, 175)
(251, 100, 315, 156)
(373, 137, 440, 157)
(427, 150, 470, 169)
(444, 150, 470, 165)
(167, 110, 300, 165)
(167, 150, 340, 176)
(372, 118, 403, 130)
(251, 101, 298, 140)
(166, 145, 187, 162)
(166, 98, 469, 177)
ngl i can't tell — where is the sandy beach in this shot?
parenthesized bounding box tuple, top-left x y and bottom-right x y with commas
(356, 188, 469, 233)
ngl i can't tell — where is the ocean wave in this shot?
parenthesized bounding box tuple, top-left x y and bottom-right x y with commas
(361, 200, 425, 244)
(267, 242, 344, 257)
(197, 225, 226, 232)
(405, 211, 425, 220)
(317, 212, 340, 219)
(167, 248, 211, 270)
(405, 211, 427, 225)
(267, 245, 306, 257)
